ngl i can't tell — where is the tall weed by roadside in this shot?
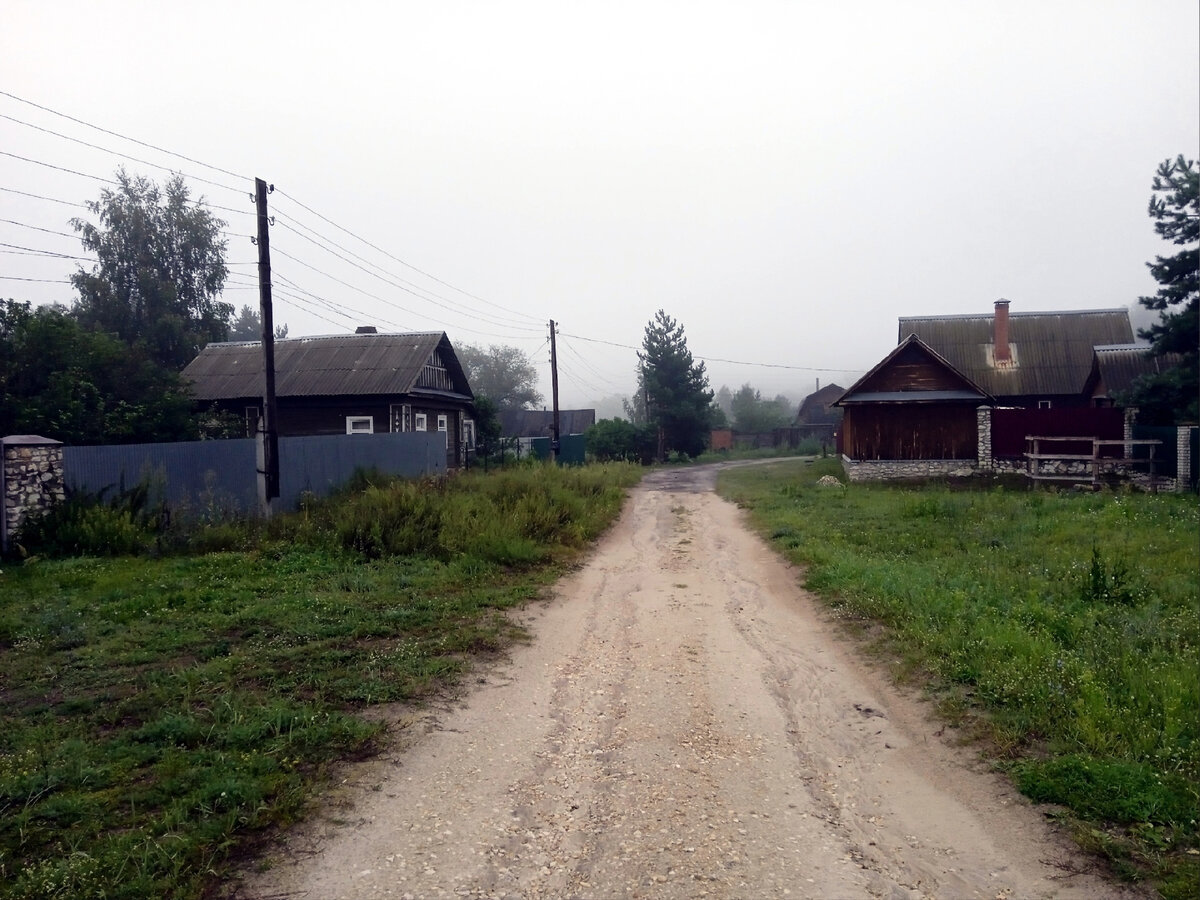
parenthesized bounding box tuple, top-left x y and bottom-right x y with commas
(720, 458, 1200, 896)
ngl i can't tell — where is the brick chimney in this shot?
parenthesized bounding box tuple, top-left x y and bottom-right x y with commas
(993, 299, 1011, 364)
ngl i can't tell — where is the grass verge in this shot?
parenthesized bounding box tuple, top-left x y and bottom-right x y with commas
(0, 462, 641, 900)
(718, 458, 1199, 899)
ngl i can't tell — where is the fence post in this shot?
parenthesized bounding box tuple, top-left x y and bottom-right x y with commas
(1124, 407, 1137, 460)
(2, 435, 65, 554)
(1178, 426, 1195, 493)
(976, 406, 993, 471)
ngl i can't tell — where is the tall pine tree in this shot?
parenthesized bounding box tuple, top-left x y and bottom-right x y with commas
(637, 310, 715, 459)
(1128, 155, 1198, 424)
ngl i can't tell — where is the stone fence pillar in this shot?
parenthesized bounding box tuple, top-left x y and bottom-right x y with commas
(976, 406, 994, 471)
(1178, 425, 1196, 493)
(2, 435, 65, 554)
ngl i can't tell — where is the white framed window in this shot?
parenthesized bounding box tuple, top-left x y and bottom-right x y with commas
(390, 403, 410, 432)
(1038, 400, 1052, 409)
(437, 414, 449, 448)
(414, 413, 428, 431)
(463, 418, 475, 449)
(346, 416, 374, 435)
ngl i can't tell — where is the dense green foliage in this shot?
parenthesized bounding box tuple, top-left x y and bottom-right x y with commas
(637, 309, 715, 459)
(70, 170, 231, 372)
(585, 417, 655, 462)
(455, 341, 543, 410)
(227, 304, 288, 342)
(0, 463, 640, 899)
(729, 383, 791, 433)
(0, 300, 199, 444)
(1127, 155, 1198, 425)
(720, 460, 1199, 895)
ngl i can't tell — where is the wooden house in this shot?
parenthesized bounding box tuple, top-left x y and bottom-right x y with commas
(792, 382, 845, 445)
(182, 330, 477, 468)
(834, 302, 1141, 479)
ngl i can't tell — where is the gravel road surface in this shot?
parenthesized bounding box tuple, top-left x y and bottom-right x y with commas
(234, 462, 1131, 899)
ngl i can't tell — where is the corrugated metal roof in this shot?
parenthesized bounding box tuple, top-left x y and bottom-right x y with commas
(838, 390, 987, 404)
(1092, 344, 1181, 397)
(497, 408, 596, 437)
(898, 308, 1133, 398)
(182, 332, 473, 400)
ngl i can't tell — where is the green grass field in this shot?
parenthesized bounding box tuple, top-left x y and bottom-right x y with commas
(0, 462, 641, 900)
(719, 457, 1199, 898)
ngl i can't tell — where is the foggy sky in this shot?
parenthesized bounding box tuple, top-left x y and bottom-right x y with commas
(2, 1, 1197, 412)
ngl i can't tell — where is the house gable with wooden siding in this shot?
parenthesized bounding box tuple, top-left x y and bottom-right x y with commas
(182, 331, 477, 468)
(834, 335, 992, 461)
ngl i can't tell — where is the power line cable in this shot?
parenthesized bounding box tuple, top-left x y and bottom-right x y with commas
(272, 210, 542, 332)
(272, 188, 544, 325)
(274, 218, 542, 334)
(0, 241, 91, 261)
(0, 218, 79, 240)
(0, 112, 247, 196)
(0, 186, 87, 207)
(272, 247, 539, 341)
(558, 331, 865, 374)
(0, 150, 118, 184)
(557, 334, 629, 391)
(0, 90, 251, 183)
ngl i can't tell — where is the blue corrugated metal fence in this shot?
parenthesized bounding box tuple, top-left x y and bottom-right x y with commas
(63, 432, 447, 516)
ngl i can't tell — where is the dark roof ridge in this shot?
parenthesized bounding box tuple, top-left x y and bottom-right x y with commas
(899, 307, 1128, 322)
(206, 331, 446, 348)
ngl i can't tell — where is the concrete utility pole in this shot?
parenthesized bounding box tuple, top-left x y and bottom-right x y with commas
(254, 178, 280, 511)
(549, 319, 561, 463)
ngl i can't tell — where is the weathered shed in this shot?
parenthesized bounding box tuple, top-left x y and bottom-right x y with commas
(1086, 344, 1183, 406)
(834, 335, 992, 460)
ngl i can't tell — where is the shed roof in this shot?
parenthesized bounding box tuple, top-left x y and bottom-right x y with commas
(897, 308, 1133, 398)
(498, 408, 596, 437)
(1090, 344, 1183, 398)
(182, 332, 473, 400)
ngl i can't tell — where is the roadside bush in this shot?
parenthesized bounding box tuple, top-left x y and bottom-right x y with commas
(15, 491, 151, 557)
(332, 482, 444, 559)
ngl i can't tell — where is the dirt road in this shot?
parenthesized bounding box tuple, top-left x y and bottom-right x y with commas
(236, 462, 1130, 899)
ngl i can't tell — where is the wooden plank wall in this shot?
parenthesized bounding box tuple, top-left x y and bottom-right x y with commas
(842, 405, 977, 460)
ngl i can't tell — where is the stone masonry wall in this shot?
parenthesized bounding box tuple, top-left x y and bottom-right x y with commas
(841, 456, 978, 482)
(3, 441, 65, 551)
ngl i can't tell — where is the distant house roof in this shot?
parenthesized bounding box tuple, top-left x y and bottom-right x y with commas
(796, 383, 845, 424)
(498, 408, 596, 437)
(834, 335, 994, 407)
(1088, 344, 1183, 399)
(898, 306, 1133, 399)
(183, 332, 473, 401)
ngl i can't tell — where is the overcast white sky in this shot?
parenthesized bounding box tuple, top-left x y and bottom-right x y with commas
(3, 1, 1197, 412)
